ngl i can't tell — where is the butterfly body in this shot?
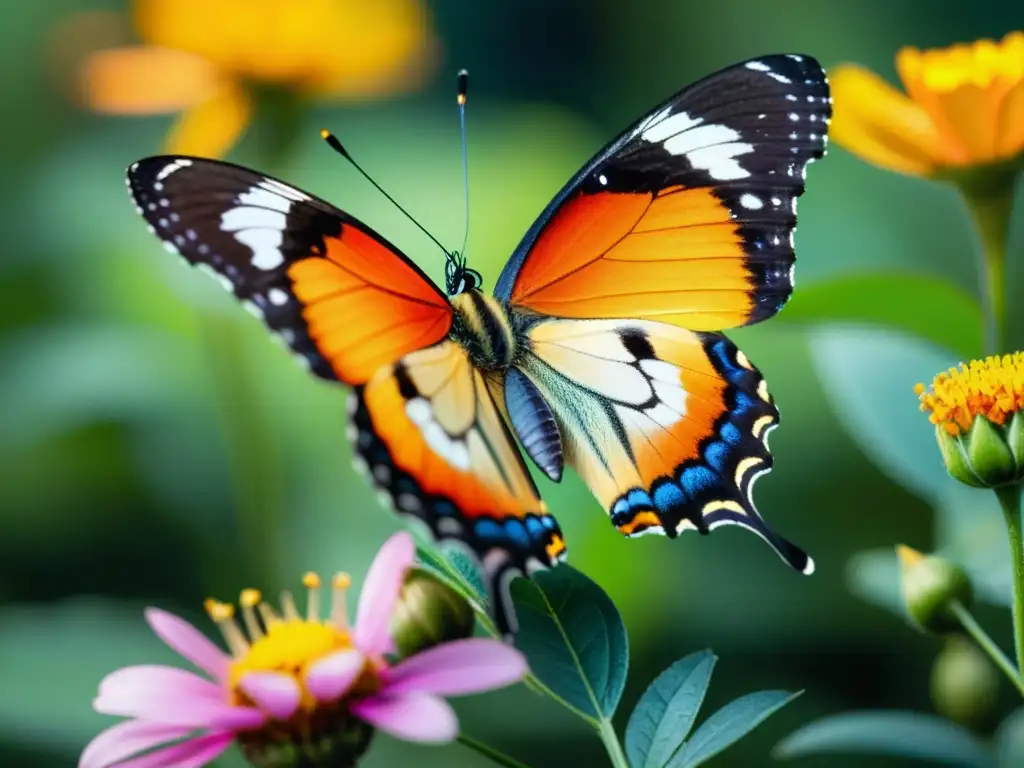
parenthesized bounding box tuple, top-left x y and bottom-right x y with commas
(127, 54, 831, 635)
(448, 289, 519, 371)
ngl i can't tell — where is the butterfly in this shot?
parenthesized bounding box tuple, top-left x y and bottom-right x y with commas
(127, 54, 830, 636)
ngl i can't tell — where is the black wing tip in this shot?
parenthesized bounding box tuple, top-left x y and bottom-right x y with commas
(772, 531, 815, 575)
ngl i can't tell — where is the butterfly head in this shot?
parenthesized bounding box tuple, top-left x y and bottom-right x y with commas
(445, 251, 482, 296)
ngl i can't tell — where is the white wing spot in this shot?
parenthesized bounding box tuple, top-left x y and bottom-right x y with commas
(268, 288, 289, 306)
(155, 158, 192, 181)
(641, 109, 701, 143)
(688, 142, 754, 181)
(739, 193, 763, 210)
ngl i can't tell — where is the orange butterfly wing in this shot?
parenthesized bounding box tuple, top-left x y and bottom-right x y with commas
(127, 156, 452, 385)
(496, 54, 830, 331)
(352, 340, 566, 635)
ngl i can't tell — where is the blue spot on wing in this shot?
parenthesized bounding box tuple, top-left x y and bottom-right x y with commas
(704, 440, 730, 472)
(653, 482, 686, 513)
(680, 465, 716, 497)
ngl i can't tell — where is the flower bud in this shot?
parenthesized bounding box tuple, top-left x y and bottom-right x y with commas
(240, 715, 374, 768)
(916, 354, 1024, 489)
(930, 638, 1000, 729)
(935, 415, 1022, 488)
(897, 545, 972, 633)
(390, 567, 475, 658)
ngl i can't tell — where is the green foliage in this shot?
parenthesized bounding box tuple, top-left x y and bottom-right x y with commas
(782, 273, 983, 359)
(774, 710, 994, 767)
(808, 325, 961, 504)
(511, 565, 628, 721)
(672, 690, 800, 767)
(625, 651, 717, 768)
(624, 651, 798, 768)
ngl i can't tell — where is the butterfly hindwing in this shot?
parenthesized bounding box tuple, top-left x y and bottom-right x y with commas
(127, 156, 452, 384)
(496, 54, 830, 330)
(353, 339, 567, 635)
(513, 316, 811, 573)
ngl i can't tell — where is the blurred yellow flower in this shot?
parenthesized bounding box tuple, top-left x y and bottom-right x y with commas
(76, 0, 436, 158)
(830, 32, 1024, 176)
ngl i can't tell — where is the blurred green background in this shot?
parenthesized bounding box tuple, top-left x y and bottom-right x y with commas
(2, 1, 1023, 766)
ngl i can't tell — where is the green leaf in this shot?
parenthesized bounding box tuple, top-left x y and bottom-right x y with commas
(808, 326, 963, 504)
(672, 690, 799, 767)
(511, 565, 628, 720)
(782, 273, 982, 359)
(774, 710, 994, 767)
(625, 650, 717, 768)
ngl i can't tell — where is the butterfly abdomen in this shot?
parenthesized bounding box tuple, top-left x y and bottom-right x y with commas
(449, 290, 516, 371)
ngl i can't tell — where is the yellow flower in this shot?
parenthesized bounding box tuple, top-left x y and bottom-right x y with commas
(916, 353, 1024, 436)
(916, 353, 1024, 487)
(830, 32, 1024, 176)
(75, 0, 436, 157)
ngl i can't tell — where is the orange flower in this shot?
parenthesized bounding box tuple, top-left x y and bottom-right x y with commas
(830, 32, 1024, 176)
(915, 353, 1024, 488)
(915, 352, 1024, 436)
(76, 0, 436, 158)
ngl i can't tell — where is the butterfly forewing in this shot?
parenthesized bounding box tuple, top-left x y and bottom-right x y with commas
(496, 54, 830, 330)
(126, 156, 452, 384)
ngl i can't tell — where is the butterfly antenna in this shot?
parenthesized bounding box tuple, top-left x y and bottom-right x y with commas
(320, 129, 452, 259)
(457, 69, 470, 259)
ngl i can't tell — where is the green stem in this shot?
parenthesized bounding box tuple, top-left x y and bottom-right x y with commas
(949, 600, 1024, 698)
(598, 719, 631, 768)
(997, 485, 1024, 673)
(457, 734, 534, 768)
(959, 183, 1014, 354)
(198, 312, 286, 583)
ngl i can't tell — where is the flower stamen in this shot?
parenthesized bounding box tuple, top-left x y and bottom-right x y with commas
(280, 590, 301, 622)
(239, 588, 263, 641)
(331, 572, 352, 631)
(257, 601, 281, 629)
(204, 599, 249, 657)
(303, 571, 322, 622)
(916, 352, 1024, 435)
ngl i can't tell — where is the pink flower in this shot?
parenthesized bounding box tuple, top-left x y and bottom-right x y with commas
(80, 532, 527, 768)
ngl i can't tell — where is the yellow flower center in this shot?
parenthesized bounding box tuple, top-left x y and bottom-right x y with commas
(206, 572, 379, 716)
(915, 352, 1024, 435)
(899, 32, 1024, 93)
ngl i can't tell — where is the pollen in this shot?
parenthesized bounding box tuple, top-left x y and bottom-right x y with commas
(204, 571, 367, 714)
(915, 352, 1024, 435)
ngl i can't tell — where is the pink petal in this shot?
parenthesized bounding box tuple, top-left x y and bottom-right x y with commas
(94, 665, 264, 730)
(238, 673, 301, 721)
(145, 608, 230, 682)
(79, 721, 189, 768)
(383, 639, 527, 696)
(353, 532, 415, 656)
(305, 649, 365, 703)
(351, 692, 457, 744)
(108, 731, 232, 768)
